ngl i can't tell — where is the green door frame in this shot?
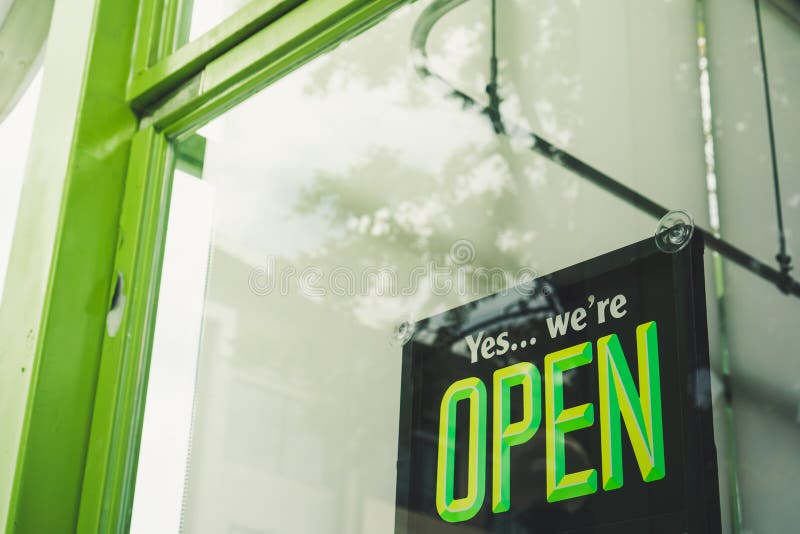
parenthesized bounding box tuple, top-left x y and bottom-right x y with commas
(1, 0, 408, 532)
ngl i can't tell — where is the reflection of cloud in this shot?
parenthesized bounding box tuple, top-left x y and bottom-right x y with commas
(534, 98, 574, 146)
(455, 153, 510, 202)
(392, 198, 451, 239)
(496, 228, 537, 253)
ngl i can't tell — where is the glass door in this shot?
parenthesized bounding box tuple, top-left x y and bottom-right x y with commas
(129, 1, 800, 532)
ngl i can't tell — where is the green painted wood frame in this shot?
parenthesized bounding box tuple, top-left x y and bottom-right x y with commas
(4, 0, 409, 532)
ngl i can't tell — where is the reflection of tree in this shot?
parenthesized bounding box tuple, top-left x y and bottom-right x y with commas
(294, 144, 522, 266)
(290, 0, 586, 317)
(305, 0, 586, 158)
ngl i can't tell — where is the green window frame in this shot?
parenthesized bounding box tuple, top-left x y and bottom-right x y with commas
(3, 1, 409, 532)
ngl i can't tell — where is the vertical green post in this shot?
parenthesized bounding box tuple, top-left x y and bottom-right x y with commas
(0, 0, 141, 531)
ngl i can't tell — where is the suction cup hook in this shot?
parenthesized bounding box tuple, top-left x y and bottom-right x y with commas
(655, 210, 695, 253)
(390, 320, 416, 347)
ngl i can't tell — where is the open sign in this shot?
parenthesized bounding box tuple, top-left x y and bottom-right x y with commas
(436, 322, 663, 522)
(395, 236, 721, 533)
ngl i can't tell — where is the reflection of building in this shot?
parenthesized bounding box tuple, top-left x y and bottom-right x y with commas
(0, 0, 798, 533)
(184, 246, 404, 532)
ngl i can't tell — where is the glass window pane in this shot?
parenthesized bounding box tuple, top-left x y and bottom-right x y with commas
(133, 1, 800, 532)
(705, 1, 800, 532)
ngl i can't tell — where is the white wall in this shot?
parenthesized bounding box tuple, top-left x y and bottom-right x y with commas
(0, 70, 42, 306)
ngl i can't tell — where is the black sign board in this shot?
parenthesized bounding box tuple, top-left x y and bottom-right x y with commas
(395, 234, 721, 533)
